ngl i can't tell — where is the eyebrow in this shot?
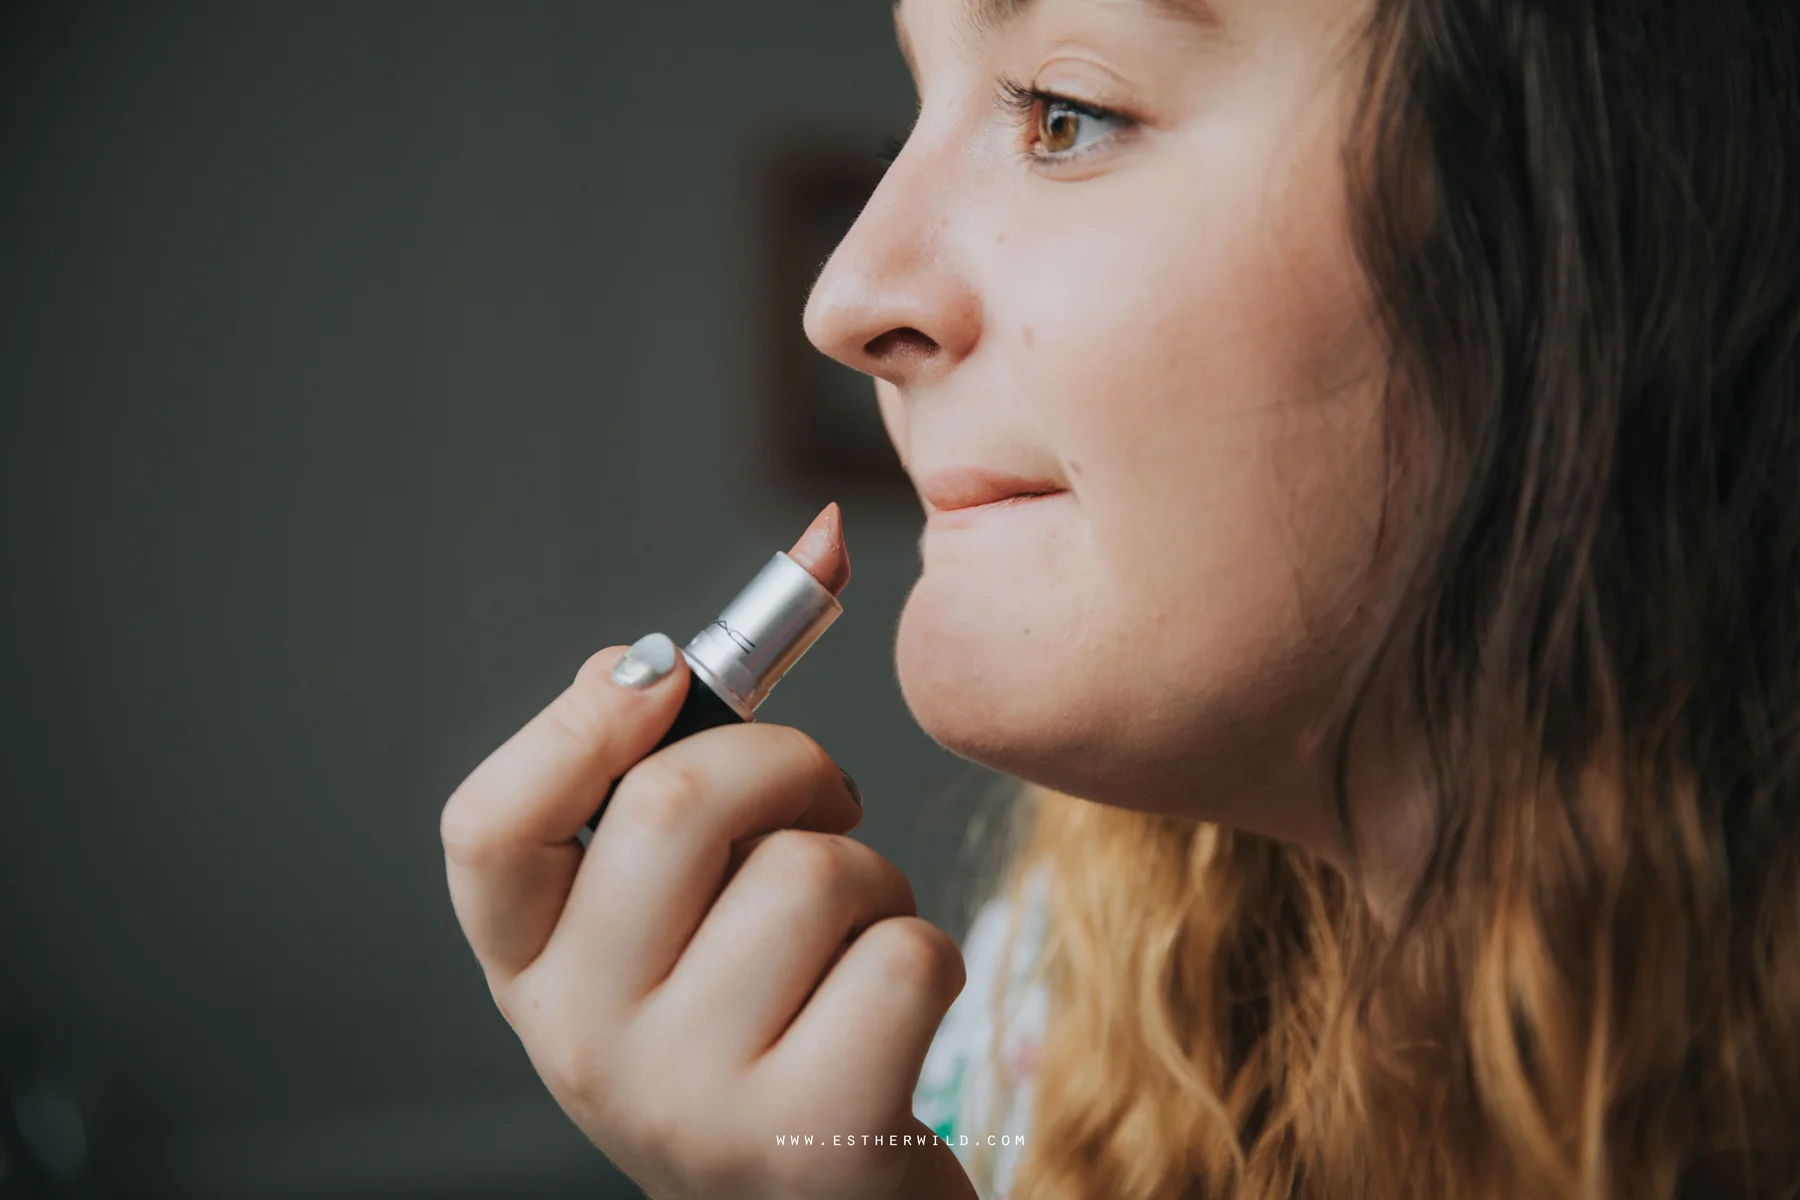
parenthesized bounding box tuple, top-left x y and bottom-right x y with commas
(894, 0, 1222, 73)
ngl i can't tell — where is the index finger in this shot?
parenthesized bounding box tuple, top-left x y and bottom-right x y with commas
(440, 636, 692, 984)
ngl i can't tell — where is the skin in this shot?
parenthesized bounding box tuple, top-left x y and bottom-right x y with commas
(442, 1, 1422, 1197)
(442, 645, 973, 1200)
(807, 0, 1420, 881)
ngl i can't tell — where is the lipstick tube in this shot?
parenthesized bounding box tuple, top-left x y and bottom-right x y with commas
(586, 550, 843, 831)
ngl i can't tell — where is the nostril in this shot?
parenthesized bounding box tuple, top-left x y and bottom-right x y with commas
(864, 327, 940, 361)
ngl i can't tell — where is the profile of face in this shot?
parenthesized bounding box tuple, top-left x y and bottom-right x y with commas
(805, 0, 1400, 852)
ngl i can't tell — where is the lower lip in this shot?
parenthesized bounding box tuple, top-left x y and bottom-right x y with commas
(925, 490, 1070, 530)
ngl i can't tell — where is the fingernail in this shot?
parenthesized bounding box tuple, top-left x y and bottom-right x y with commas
(610, 632, 678, 689)
(839, 767, 862, 809)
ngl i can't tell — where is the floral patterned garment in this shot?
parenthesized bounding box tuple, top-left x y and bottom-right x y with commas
(912, 867, 1051, 1200)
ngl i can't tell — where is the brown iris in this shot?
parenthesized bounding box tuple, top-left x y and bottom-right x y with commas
(1039, 101, 1084, 154)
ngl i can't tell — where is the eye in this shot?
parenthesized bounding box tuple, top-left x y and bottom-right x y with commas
(998, 79, 1134, 163)
(1037, 97, 1119, 155)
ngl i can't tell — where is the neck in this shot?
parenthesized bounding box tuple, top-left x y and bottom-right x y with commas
(1300, 646, 1436, 934)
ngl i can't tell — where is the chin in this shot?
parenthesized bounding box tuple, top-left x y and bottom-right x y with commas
(893, 569, 1329, 824)
(897, 574, 1033, 753)
(892, 574, 1127, 796)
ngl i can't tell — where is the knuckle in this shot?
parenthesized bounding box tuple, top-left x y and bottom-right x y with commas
(628, 1098, 681, 1162)
(865, 845, 919, 915)
(828, 837, 917, 916)
(536, 1028, 606, 1111)
(439, 787, 499, 869)
(783, 723, 837, 777)
(764, 722, 840, 793)
(488, 977, 520, 1030)
(551, 1054, 605, 1114)
(544, 679, 620, 760)
(616, 755, 708, 838)
(869, 917, 964, 996)
(624, 1082, 713, 1175)
(757, 829, 850, 899)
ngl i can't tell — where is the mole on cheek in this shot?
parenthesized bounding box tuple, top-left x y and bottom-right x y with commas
(1022, 324, 1035, 349)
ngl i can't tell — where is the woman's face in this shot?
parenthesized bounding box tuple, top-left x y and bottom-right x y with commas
(805, 0, 1397, 849)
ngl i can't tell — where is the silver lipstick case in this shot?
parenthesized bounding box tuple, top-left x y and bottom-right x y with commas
(679, 550, 842, 721)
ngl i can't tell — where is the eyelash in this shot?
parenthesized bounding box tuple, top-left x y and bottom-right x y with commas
(996, 76, 1135, 164)
(876, 80, 1136, 170)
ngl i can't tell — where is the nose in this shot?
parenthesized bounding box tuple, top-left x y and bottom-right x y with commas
(802, 141, 982, 390)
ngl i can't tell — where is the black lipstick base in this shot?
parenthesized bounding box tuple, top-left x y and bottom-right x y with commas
(582, 549, 843, 835)
(585, 665, 744, 832)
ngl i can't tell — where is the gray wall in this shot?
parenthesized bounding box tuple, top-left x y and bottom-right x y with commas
(0, 5, 1011, 1196)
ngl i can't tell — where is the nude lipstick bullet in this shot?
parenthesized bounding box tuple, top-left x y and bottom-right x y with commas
(586, 503, 851, 831)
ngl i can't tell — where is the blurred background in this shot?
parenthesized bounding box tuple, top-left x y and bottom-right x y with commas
(0, 3, 1017, 1196)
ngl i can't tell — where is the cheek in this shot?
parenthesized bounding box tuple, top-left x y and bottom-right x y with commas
(894, 147, 1390, 791)
(1016, 157, 1385, 619)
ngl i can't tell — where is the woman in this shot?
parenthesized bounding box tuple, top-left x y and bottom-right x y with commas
(442, 0, 1800, 1196)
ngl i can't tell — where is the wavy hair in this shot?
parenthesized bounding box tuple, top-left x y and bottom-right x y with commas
(957, 2, 1800, 1196)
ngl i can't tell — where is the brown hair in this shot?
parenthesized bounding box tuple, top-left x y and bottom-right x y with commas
(959, 2, 1800, 1196)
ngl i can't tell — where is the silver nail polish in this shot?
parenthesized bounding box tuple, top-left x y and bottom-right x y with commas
(610, 632, 678, 689)
(586, 551, 845, 833)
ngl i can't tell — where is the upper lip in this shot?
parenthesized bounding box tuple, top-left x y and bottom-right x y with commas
(916, 467, 1069, 513)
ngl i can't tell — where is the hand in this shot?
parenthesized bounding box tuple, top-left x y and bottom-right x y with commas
(441, 640, 976, 1200)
